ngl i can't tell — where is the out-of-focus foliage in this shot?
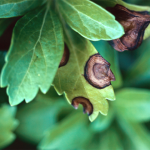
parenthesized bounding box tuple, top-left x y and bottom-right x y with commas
(0, 104, 18, 149)
(16, 87, 73, 144)
(0, 0, 150, 149)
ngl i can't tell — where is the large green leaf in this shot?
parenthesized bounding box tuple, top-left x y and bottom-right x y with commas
(16, 86, 72, 144)
(57, 0, 124, 41)
(94, 0, 150, 39)
(118, 118, 150, 150)
(38, 112, 92, 150)
(1, 5, 64, 106)
(114, 88, 150, 122)
(92, 41, 122, 89)
(0, 104, 19, 149)
(0, 0, 44, 18)
(53, 26, 115, 122)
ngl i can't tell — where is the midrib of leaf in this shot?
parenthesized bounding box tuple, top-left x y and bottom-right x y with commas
(14, 5, 49, 99)
(5, 9, 44, 81)
(62, 0, 119, 32)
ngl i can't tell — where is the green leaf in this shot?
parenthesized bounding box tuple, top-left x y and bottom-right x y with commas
(125, 39, 150, 87)
(114, 88, 150, 122)
(1, 5, 64, 106)
(90, 107, 114, 132)
(0, 104, 19, 149)
(16, 86, 72, 144)
(38, 112, 92, 150)
(117, 117, 150, 150)
(94, 0, 150, 39)
(0, 18, 14, 37)
(99, 127, 123, 150)
(53, 26, 115, 122)
(57, 0, 124, 41)
(0, 0, 44, 18)
(92, 41, 122, 89)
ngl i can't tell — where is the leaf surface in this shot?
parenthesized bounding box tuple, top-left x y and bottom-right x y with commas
(0, 104, 18, 149)
(114, 88, 150, 122)
(57, 0, 124, 41)
(1, 5, 64, 106)
(53, 27, 115, 122)
(0, 0, 44, 18)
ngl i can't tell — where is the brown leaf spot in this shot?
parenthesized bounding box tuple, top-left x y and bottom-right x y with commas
(84, 53, 115, 89)
(107, 4, 150, 52)
(59, 44, 70, 67)
(72, 97, 93, 116)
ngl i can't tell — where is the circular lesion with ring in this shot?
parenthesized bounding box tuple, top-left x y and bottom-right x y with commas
(84, 53, 115, 89)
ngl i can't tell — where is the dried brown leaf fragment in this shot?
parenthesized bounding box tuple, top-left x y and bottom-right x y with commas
(72, 97, 93, 116)
(107, 4, 150, 52)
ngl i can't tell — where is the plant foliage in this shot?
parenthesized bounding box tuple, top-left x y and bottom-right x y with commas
(0, 0, 150, 149)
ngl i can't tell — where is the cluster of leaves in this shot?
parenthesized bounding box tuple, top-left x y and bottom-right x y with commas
(0, 0, 150, 149)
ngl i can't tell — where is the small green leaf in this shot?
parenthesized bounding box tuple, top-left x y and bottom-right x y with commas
(38, 112, 92, 150)
(0, 104, 19, 149)
(118, 117, 150, 150)
(0, 0, 44, 18)
(57, 0, 124, 41)
(16, 86, 71, 144)
(99, 128, 123, 150)
(1, 5, 64, 106)
(114, 88, 150, 122)
(92, 41, 122, 89)
(53, 26, 115, 122)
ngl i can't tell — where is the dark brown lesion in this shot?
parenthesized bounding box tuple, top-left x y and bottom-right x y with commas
(59, 44, 70, 67)
(106, 4, 150, 52)
(72, 97, 93, 116)
(84, 53, 115, 89)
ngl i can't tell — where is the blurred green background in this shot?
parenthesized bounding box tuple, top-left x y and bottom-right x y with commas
(1, 0, 150, 149)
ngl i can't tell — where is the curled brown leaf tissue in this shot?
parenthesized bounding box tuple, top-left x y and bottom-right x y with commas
(107, 4, 150, 52)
